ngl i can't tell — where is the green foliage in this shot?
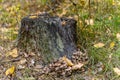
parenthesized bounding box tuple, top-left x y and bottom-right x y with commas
(40, 0, 47, 5)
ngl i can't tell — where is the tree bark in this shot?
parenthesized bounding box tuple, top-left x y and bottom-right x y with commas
(17, 14, 77, 63)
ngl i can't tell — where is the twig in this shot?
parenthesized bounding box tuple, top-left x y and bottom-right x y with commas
(0, 57, 21, 65)
(69, 0, 77, 6)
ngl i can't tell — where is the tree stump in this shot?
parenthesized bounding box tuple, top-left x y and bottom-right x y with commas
(17, 14, 77, 63)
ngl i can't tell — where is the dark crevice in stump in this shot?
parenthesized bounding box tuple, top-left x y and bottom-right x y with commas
(17, 14, 77, 64)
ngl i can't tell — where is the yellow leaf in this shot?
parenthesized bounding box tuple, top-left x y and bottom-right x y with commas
(8, 48, 18, 58)
(108, 16, 112, 20)
(113, 67, 120, 76)
(62, 56, 74, 66)
(116, 33, 120, 41)
(5, 66, 15, 76)
(110, 42, 115, 49)
(112, 0, 115, 5)
(94, 42, 105, 48)
(29, 15, 38, 19)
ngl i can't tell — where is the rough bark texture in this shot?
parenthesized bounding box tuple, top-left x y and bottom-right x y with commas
(17, 14, 77, 63)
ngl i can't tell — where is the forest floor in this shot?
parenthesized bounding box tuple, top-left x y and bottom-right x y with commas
(0, 44, 118, 80)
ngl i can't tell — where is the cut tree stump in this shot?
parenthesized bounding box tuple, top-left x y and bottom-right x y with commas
(17, 14, 77, 63)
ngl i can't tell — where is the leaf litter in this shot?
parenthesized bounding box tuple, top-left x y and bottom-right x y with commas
(0, 47, 90, 79)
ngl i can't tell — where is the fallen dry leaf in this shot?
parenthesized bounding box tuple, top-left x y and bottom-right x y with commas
(35, 65, 43, 69)
(110, 42, 115, 49)
(112, 0, 115, 5)
(29, 15, 38, 19)
(18, 65, 25, 69)
(108, 16, 112, 20)
(62, 56, 74, 66)
(85, 19, 94, 25)
(5, 66, 15, 76)
(61, 21, 66, 26)
(72, 63, 84, 70)
(94, 42, 105, 48)
(113, 67, 120, 76)
(116, 33, 120, 41)
(7, 48, 18, 57)
(19, 58, 27, 64)
(29, 52, 36, 56)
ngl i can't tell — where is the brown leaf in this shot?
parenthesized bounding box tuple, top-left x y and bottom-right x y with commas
(61, 21, 66, 26)
(29, 52, 36, 56)
(35, 65, 43, 69)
